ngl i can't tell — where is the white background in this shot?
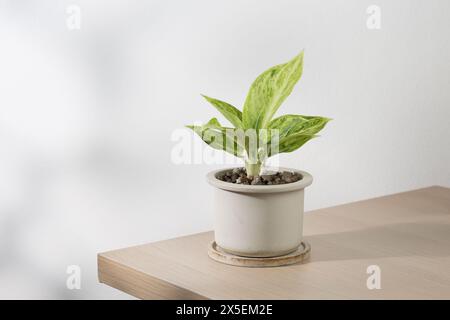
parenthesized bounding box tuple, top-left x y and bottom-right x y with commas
(0, 0, 449, 299)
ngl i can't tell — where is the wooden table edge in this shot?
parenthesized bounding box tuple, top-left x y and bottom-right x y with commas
(97, 254, 208, 300)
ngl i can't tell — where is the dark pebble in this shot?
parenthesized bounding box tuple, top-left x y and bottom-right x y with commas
(251, 177, 263, 185)
(232, 168, 242, 175)
(261, 174, 275, 182)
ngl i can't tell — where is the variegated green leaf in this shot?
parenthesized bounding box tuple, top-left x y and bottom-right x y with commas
(201, 95, 243, 128)
(268, 114, 331, 140)
(186, 118, 245, 157)
(271, 133, 318, 156)
(242, 52, 304, 129)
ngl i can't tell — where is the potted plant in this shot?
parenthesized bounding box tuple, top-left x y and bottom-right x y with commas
(187, 52, 330, 258)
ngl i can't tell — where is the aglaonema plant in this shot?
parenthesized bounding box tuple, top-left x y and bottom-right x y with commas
(187, 52, 331, 177)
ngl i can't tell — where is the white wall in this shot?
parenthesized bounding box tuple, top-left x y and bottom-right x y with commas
(0, 0, 449, 299)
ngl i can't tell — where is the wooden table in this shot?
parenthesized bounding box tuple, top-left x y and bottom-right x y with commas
(98, 186, 450, 299)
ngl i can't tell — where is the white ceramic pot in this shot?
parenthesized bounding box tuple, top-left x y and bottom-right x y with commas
(207, 168, 313, 258)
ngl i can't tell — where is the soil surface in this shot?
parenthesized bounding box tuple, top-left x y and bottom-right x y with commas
(217, 168, 303, 185)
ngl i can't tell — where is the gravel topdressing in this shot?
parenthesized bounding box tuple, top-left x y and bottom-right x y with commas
(217, 168, 302, 185)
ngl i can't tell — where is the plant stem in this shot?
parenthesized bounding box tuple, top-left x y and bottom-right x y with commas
(245, 161, 262, 177)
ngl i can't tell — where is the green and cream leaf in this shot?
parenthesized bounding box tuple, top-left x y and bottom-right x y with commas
(242, 52, 304, 129)
(271, 133, 318, 156)
(186, 118, 245, 157)
(268, 114, 330, 140)
(201, 95, 243, 128)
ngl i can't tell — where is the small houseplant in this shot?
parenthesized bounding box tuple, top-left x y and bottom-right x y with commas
(187, 52, 330, 257)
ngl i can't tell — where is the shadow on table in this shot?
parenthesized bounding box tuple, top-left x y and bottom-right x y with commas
(305, 222, 450, 262)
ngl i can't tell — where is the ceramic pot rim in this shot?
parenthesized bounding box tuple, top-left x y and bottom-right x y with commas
(207, 167, 313, 194)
